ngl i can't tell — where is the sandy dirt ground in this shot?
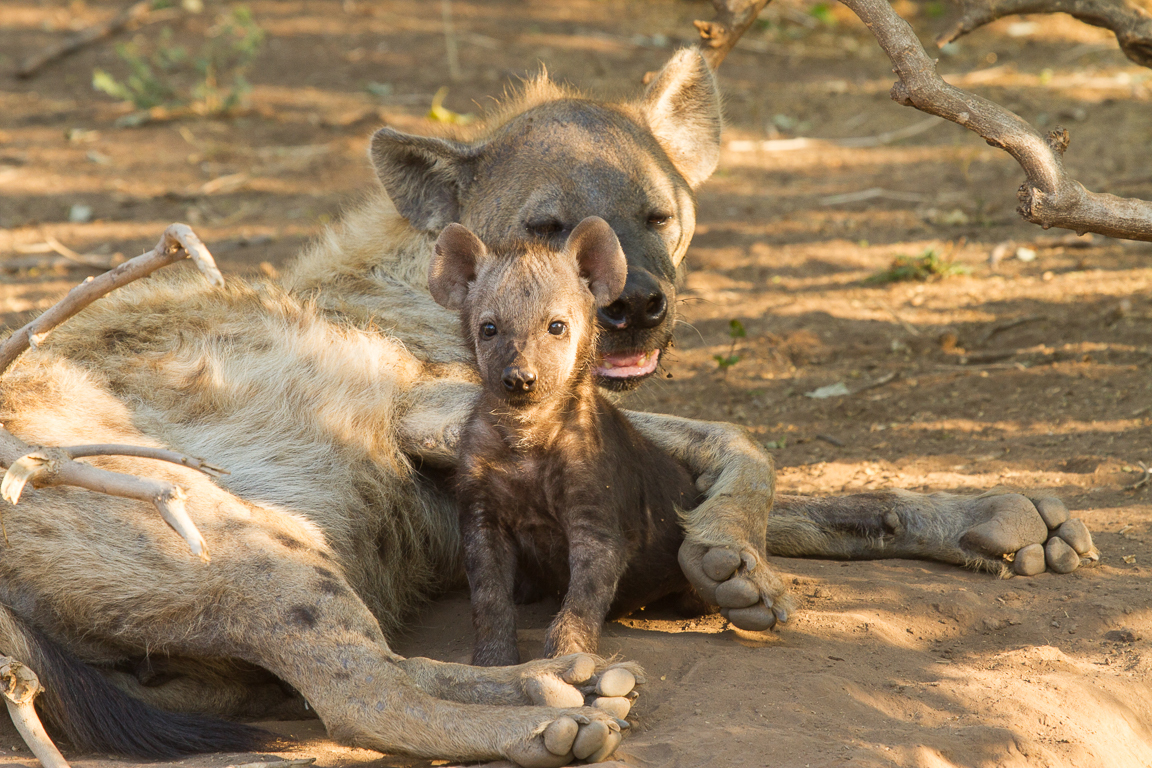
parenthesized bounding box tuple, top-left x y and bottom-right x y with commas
(1, 0, 1150, 766)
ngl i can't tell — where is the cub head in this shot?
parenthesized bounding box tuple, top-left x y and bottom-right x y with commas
(371, 49, 721, 391)
(429, 217, 626, 407)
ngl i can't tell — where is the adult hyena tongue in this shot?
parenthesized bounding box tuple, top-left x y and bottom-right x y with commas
(597, 350, 660, 379)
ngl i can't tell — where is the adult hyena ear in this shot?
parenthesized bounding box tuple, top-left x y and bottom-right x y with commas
(429, 223, 487, 310)
(639, 49, 722, 189)
(370, 128, 479, 232)
(567, 217, 627, 308)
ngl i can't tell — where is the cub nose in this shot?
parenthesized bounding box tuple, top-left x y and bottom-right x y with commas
(501, 367, 537, 393)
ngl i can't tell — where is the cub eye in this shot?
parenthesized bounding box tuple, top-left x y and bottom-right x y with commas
(480, 322, 497, 339)
(525, 219, 564, 239)
(647, 213, 672, 229)
(548, 321, 567, 336)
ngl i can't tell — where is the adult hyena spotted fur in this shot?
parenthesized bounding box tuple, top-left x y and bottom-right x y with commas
(0, 49, 1094, 766)
(430, 217, 702, 667)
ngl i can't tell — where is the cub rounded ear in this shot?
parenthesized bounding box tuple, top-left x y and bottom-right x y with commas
(566, 217, 626, 308)
(429, 224, 487, 310)
(639, 49, 722, 189)
(370, 128, 479, 232)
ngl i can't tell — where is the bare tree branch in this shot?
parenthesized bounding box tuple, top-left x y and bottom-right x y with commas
(64, 445, 229, 477)
(0, 433, 211, 563)
(0, 222, 224, 562)
(0, 223, 223, 378)
(16, 0, 156, 79)
(839, 0, 1152, 241)
(938, 0, 1152, 69)
(0, 658, 70, 768)
(692, 0, 774, 71)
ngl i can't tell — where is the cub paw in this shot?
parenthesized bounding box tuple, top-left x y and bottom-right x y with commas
(678, 541, 791, 631)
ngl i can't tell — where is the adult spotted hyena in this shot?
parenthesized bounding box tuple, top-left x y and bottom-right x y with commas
(0, 50, 1092, 766)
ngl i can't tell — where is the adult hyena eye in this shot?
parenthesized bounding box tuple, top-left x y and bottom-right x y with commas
(548, 321, 567, 336)
(647, 212, 672, 229)
(524, 219, 564, 239)
(480, 322, 497, 339)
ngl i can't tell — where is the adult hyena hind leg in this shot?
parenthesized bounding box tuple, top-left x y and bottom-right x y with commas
(767, 488, 1098, 576)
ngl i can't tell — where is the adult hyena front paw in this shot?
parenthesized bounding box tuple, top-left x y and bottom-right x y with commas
(506, 709, 625, 767)
(958, 491, 1098, 575)
(678, 541, 792, 631)
(518, 654, 644, 721)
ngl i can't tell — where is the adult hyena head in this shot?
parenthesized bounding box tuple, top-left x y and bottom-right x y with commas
(428, 217, 627, 406)
(370, 50, 721, 391)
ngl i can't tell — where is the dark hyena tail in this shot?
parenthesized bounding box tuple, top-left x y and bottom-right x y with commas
(0, 603, 273, 758)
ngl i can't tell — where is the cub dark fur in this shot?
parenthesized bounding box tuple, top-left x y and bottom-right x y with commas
(429, 217, 702, 666)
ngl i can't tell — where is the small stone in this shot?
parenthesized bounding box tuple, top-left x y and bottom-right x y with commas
(68, 204, 93, 223)
(1045, 536, 1079, 574)
(1035, 497, 1070, 529)
(1104, 628, 1140, 643)
(1013, 543, 1046, 576)
(1056, 519, 1093, 555)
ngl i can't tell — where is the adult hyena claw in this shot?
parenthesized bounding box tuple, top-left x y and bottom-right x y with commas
(958, 491, 1097, 576)
(680, 541, 792, 631)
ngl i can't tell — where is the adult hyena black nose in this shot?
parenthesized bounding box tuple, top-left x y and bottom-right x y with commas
(597, 269, 667, 331)
(502, 367, 537, 393)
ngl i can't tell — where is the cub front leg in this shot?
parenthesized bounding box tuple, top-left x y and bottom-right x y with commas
(545, 522, 628, 658)
(623, 410, 791, 632)
(463, 505, 521, 666)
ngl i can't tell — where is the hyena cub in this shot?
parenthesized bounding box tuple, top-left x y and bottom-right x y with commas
(429, 216, 701, 666)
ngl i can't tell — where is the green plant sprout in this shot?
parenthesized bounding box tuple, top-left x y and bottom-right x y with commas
(866, 248, 971, 284)
(714, 318, 746, 371)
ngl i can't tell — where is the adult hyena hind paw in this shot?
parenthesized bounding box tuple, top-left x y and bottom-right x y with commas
(678, 541, 793, 632)
(520, 655, 644, 721)
(506, 709, 625, 767)
(957, 491, 1098, 576)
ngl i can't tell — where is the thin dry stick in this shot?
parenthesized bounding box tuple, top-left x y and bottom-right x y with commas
(0, 417, 211, 563)
(0, 223, 222, 377)
(65, 445, 229, 477)
(16, 0, 154, 79)
(0, 222, 224, 561)
(692, 0, 774, 71)
(837, 0, 1152, 242)
(0, 658, 70, 768)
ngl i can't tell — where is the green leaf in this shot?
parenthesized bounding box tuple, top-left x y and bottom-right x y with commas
(728, 319, 747, 339)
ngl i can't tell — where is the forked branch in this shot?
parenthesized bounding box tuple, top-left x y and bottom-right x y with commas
(0, 223, 225, 562)
(1, 657, 69, 768)
(692, 0, 774, 70)
(840, 0, 1152, 240)
(938, 0, 1152, 69)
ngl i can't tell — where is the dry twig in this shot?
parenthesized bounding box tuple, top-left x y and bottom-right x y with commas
(0, 223, 222, 376)
(836, 0, 1152, 241)
(0, 223, 224, 562)
(16, 0, 156, 79)
(0, 657, 69, 768)
(1127, 461, 1151, 490)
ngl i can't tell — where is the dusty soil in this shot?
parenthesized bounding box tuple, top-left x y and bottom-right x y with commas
(1, 0, 1151, 767)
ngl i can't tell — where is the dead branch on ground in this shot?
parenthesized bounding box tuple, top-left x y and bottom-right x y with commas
(683, 0, 1152, 241)
(840, 0, 1152, 241)
(16, 0, 166, 79)
(1, 657, 70, 768)
(939, 0, 1152, 69)
(0, 223, 225, 562)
